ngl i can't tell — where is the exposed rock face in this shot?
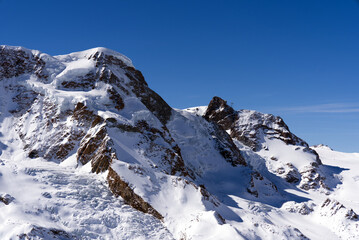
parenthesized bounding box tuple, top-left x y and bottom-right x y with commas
(203, 97, 246, 166)
(60, 72, 96, 90)
(15, 100, 98, 162)
(72, 106, 184, 220)
(320, 198, 358, 220)
(105, 118, 191, 177)
(107, 87, 125, 110)
(125, 68, 173, 125)
(0, 46, 46, 80)
(204, 96, 315, 152)
(55, 102, 101, 161)
(91, 50, 173, 125)
(247, 171, 278, 198)
(107, 167, 163, 220)
(74, 112, 174, 220)
(77, 125, 114, 173)
(132, 120, 189, 176)
(208, 122, 246, 166)
(10, 87, 39, 116)
(18, 226, 74, 240)
(204, 96, 326, 189)
(282, 201, 315, 215)
(299, 162, 328, 190)
(275, 163, 301, 184)
(204, 96, 236, 130)
(0, 193, 15, 205)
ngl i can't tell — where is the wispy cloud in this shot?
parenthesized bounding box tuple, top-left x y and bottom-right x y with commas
(279, 103, 359, 113)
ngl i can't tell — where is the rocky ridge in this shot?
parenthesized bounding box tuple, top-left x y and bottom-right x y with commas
(203, 96, 332, 191)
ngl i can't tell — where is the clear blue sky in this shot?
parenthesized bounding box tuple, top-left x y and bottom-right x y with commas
(1, 0, 358, 152)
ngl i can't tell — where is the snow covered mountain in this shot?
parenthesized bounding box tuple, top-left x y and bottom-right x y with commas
(0, 45, 358, 240)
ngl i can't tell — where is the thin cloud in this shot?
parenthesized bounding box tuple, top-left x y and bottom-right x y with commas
(279, 103, 359, 113)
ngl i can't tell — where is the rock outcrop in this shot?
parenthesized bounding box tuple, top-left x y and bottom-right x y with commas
(320, 198, 358, 220)
(0, 46, 46, 80)
(204, 96, 315, 152)
(18, 226, 74, 240)
(107, 167, 164, 220)
(0, 193, 15, 205)
(204, 96, 327, 189)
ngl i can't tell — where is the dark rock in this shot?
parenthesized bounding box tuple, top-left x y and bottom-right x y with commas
(28, 150, 39, 159)
(107, 167, 163, 221)
(203, 97, 246, 166)
(126, 68, 172, 125)
(107, 87, 125, 111)
(0, 46, 46, 80)
(321, 198, 358, 220)
(204, 96, 236, 130)
(77, 126, 114, 174)
(41, 192, 52, 199)
(346, 209, 359, 220)
(17, 100, 100, 162)
(293, 228, 310, 240)
(299, 165, 327, 190)
(0, 193, 15, 205)
(297, 204, 314, 215)
(10, 87, 39, 116)
(61, 72, 96, 90)
(72, 102, 97, 124)
(283, 202, 314, 216)
(54, 103, 102, 162)
(53, 108, 94, 161)
(247, 171, 278, 197)
(91, 50, 172, 125)
(18, 226, 74, 240)
(214, 212, 226, 224)
(285, 170, 301, 183)
(204, 96, 315, 153)
(276, 167, 285, 175)
(210, 123, 246, 166)
(91, 115, 104, 128)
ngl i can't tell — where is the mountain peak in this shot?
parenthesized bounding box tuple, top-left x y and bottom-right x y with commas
(0, 45, 39, 55)
(206, 96, 234, 112)
(0, 45, 46, 80)
(204, 96, 236, 129)
(56, 47, 134, 68)
(312, 144, 333, 151)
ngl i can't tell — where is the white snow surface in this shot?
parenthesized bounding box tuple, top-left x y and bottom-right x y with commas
(55, 47, 134, 68)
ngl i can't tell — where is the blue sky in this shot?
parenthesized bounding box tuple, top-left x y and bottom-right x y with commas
(1, 0, 358, 152)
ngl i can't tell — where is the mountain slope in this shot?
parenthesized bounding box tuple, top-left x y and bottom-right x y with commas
(0, 45, 358, 240)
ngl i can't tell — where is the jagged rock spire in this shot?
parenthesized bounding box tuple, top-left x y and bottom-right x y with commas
(204, 96, 237, 130)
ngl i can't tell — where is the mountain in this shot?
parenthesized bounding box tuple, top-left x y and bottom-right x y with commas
(0, 45, 358, 240)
